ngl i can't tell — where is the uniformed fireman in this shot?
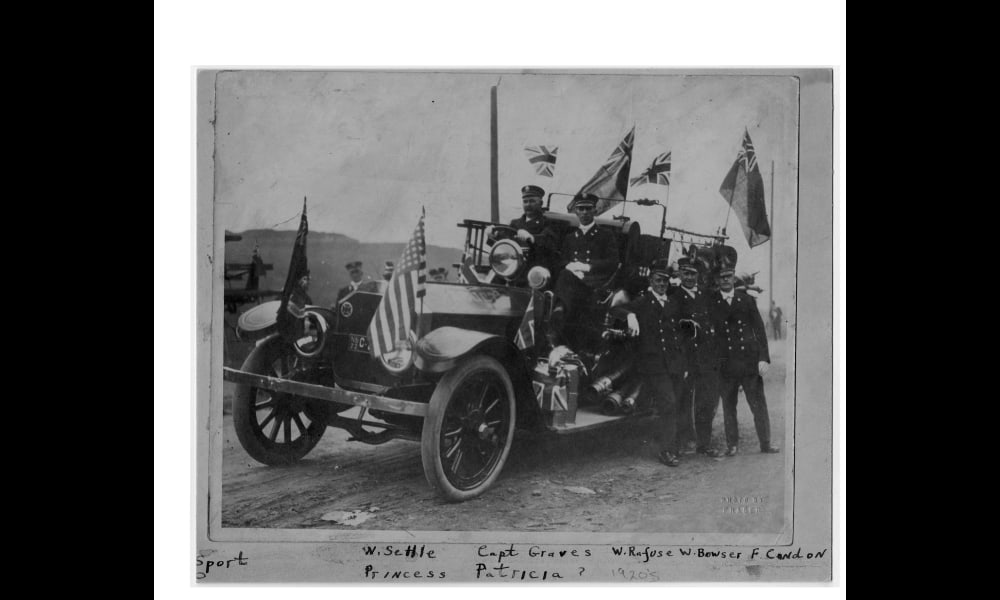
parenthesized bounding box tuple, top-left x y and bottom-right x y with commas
(549, 193, 622, 348)
(337, 261, 368, 302)
(627, 258, 688, 466)
(711, 256, 779, 456)
(487, 184, 559, 273)
(511, 185, 556, 242)
(671, 256, 722, 456)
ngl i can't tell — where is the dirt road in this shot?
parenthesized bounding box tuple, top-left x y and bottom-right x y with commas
(221, 341, 789, 533)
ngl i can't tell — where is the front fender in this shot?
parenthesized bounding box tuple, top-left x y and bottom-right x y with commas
(237, 300, 282, 340)
(414, 326, 510, 374)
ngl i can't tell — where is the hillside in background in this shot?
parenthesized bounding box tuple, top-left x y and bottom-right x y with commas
(224, 229, 464, 307)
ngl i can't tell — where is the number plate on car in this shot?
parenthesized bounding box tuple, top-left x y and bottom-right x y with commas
(348, 334, 370, 354)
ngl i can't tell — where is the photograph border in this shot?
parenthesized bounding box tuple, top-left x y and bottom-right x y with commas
(195, 67, 833, 582)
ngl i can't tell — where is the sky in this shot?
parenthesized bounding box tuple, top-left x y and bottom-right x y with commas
(213, 70, 799, 309)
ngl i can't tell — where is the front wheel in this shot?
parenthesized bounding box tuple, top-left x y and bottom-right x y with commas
(232, 337, 327, 465)
(421, 355, 516, 501)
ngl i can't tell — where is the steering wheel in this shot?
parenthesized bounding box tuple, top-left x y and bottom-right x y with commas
(488, 224, 520, 241)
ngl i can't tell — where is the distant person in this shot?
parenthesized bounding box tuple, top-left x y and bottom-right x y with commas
(382, 260, 395, 281)
(247, 245, 265, 291)
(711, 259, 778, 456)
(337, 261, 368, 302)
(770, 301, 784, 340)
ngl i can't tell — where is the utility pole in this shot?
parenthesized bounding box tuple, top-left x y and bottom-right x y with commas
(490, 85, 499, 223)
(769, 160, 775, 336)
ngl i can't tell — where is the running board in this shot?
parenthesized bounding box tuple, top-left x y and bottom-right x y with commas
(548, 408, 656, 434)
(223, 367, 428, 418)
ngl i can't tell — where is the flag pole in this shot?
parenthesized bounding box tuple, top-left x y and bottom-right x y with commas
(490, 85, 499, 223)
(769, 160, 774, 314)
(664, 179, 671, 223)
(419, 206, 426, 325)
(723, 193, 733, 234)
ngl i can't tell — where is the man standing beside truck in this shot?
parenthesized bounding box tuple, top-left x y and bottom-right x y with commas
(712, 259, 779, 456)
(625, 258, 687, 467)
(672, 256, 723, 457)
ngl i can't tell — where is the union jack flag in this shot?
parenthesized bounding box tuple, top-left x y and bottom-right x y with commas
(604, 128, 634, 168)
(630, 151, 671, 187)
(719, 128, 769, 248)
(368, 210, 426, 357)
(738, 129, 758, 172)
(531, 371, 569, 411)
(457, 250, 495, 284)
(570, 126, 635, 215)
(515, 292, 537, 350)
(524, 145, 558, 177)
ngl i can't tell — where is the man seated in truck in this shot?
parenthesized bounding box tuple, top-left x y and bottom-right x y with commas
(486, 184, 559, 275)
(548, 193, 623, 349)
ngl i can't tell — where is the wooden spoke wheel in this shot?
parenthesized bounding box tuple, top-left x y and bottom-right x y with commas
(232, 337, 326, 465)
(421, 356, 516, 501)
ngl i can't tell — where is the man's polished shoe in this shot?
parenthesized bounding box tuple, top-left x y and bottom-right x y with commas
(725, 446, 738, 456)
(658, 450, 680, 467)
(761, 445, 781, 453)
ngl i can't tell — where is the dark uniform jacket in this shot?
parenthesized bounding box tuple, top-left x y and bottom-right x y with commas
(710, 290, 770, 376)
(630, 292, 688, 376)
(510, 212, 557, 270)
(510, 213, 555, 245)
(558, 225, 620, 288)
(670, 286, 719, 372)
(336, 282, 361, 303)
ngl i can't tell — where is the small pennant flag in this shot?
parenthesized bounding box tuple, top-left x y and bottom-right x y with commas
(515, 292, 538, 350)
(524, 145, 558, 177)
(276, 198, 310, 340)
(630, 151, 671, 187)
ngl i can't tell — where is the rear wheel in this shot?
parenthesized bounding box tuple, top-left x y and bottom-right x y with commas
(232, 337, 327, 465)
(421, 355, 516, 501)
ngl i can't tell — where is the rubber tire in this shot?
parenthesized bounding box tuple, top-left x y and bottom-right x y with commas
(421, 355, 516, 502)
(232, 337, 325, 465)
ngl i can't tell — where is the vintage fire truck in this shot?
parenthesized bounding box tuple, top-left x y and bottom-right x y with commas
(222, 191, 731, 501)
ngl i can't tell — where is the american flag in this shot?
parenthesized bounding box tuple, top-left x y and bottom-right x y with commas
(515, 292, 537, 350)
(630, 151, 671, 187)
(368, 211, 427, 357)
(524, 145, 558, 177)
